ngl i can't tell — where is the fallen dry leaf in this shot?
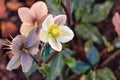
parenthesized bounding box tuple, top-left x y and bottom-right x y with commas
(0, 0, 7, 19)
(1, 21, 18, 38)
(6, 1, 24, 11)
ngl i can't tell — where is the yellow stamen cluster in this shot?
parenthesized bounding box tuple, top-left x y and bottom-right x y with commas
(48, 24, 60, 38)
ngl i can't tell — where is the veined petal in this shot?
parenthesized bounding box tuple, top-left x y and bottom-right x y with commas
(20, 23, 34, 36)
(28, 47, 38, 55)
(18, 7, 35, 25)
(12, 35, 25, 54)
(27, 40, 39, 55)
(39, 29, 49, 42)
(6, 53, 21, 71)
(37, 14, 49, 28)
(31, 1, 48, 20)
(21, 52, 33, 72)
(112, 12, 120, 36)
(42, 15, 54, 31)
(57, 26, 74, 43)
(25, 28, 38, 48)
(54, 15, 66, 26)
(48, 38, 62, 51)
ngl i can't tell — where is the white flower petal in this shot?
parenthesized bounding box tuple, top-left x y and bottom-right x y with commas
(12, 35, 25, 54)
(21, 52, 33, 72)
(25, 28, 38, 48)
(48, 38, 62, 51)
(42, 15, 54, 31)
(57, 26, 74, 43)
(6, 53, 21, 71)
(18, 7, 35, 25)
(20, 23, 34, 36)
(54, 15, 66, 26)
(31, 1, 48, 21)
(39, 29, 49, 42)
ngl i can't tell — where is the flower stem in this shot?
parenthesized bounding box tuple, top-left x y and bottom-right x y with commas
(100, 49, 120, 67)
(45, 51, 58, 64)
(28, 52, 39, 65)
(38, 43, 47, 66)
(61, 1, 71, 27)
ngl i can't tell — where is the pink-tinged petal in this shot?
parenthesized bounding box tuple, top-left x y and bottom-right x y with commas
(12, 35, 25, 54)
(27, 40, 39, 55)
(42, 15, 54, 31)
(20, 23, 34, 36)
(57, 26, 74, 43)
(48, 38, 62, 51)
(39, 28, 49, 42)
(112, 12, 120, 36)
(18, 7, 35, 25)
(54, 15, 67, 26)
(31, 1, 48, 21)
(28, 47, 38, 55)
(6, 53, 21, 71)
(37, 14, 49, 28)
(25, 28, 38, 48)
(21, 52, 33, 72)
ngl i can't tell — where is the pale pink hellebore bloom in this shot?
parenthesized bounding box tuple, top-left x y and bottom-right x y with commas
(39, 15, 74, 51)
(18, 1, 48, 36)
(6, 28, 39, 72)
(112, 12, 120, 36)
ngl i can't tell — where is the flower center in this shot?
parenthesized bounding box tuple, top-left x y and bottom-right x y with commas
(21, 44, 28, 53)
(34, 21, 38, 27)
(48, 24, 60, 38)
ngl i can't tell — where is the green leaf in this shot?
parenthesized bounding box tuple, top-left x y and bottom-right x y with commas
(52, 0, 60, 6)
(46, 0, 63, 15)
(62, 48, 74, 58)
(73, 60, 91, 74)
(85, 68, 116, 80)
(75, 24, 102, 44)
(86, 70, 97, 80)
(64, 57, 76, 69)
(102, 36, 114, 52)
(43, 44, 50, 62)
(82, 1, 113, 23)
(38, 64, 52, 78)
(70, 0, 94, 20)
(96, 67, 116, 80)
(84, 40, 100, 66)
(50, 53, 64, 80)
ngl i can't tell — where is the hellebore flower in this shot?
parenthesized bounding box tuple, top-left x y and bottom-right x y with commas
(18, 1, 48, 36)
(112, 12, 120, 36)
(39, 15, 74, 51)
(6, 28, 39, 72)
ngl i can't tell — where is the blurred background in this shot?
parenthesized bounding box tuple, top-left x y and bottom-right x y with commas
(0, 0, 120, 80)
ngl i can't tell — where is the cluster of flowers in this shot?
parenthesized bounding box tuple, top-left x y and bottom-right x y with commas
(6, 1, 74, 72)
